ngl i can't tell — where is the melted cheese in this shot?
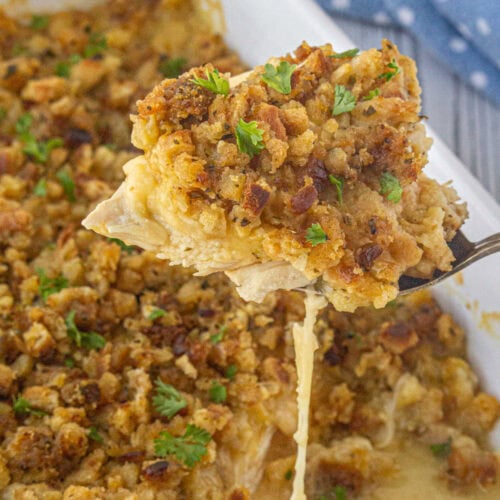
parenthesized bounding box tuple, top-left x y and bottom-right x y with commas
(291, 292, 327, 500)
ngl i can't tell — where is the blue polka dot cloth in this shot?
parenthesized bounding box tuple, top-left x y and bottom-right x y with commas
(315, 0, 500, 105)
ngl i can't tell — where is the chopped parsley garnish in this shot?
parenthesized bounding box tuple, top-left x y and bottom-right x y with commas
(191, 69, 229, 96)
(153, 379, 187, 419)
(56, 168, 76, 202)
(363, 88, 380, 101)
(36, 268, 68, 301)
(148, 308, 167, 321)
(0, 107, 6, 121)
(210, 325, 227, 344)
(64, 357, 75, 368)
(430, 437, 452, 458)
(330, 48, 359, 59)
(159, 57, 187, 78)
(15, 113, 63, 164)
(378, 58, 400, 81)
(30, 15, 49, 30)
(306, 223, 328, 246)
(55, 55, 82, 78)
(333, 84, 356, 116)
(84, 32, 107, 58)
(379, 172, 402, 203)
(88, 426, 104, 444)
(154, 424, 211, 467)
(318, 486, 347, 500)
(261, 61, 297, 94)
(284, 469, 293, 481)
(108, 237, 134, 254)
(65, 310, 106, 350)
(328, 174, 344, 204)
(33, 178, 47, 197)
(235, 119, 265, 158)
(12, 396, 46, 417)
(225, 364, 237, 379)
(209, 381, 227, 403)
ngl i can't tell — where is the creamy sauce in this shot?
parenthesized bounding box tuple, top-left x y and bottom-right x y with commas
(291, 292, 327, 500)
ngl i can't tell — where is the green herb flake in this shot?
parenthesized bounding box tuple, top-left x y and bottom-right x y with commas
(330, 48, 359, 59)
(36, 268, 68, 301)
(56, 169, 76, 202)
(379, 172, 402, 203)
(88, 426, 104, 444)
(153, 379, 187, 419)
(235, 119, 265, 158)
(64, 357, 75, 368)
(30, 15, 49, 30)
(306, 223, 328, 247)
(65, 310, 106, 350)
(210, 325, 227, 345)
(328, 174, 344, 204)
(209, 381, 227, 403)
(261, 61, 297, 94)
(55, 62, 70, 78)
(107, 237, 134, 254)
(149, 308, 167, 321)
(84, 32, 107, 59)
(363, 88, 380, 101)
(225, 364, 238, 380)
(154, 424, 211, 467)
(378, 58, 400, 81)
(12, 396, 46, 417)
(0, 107, 7, 121)
(159, 57, 187, 78)
(33, 178, 47, 197)
(191, 68, 229, 96)
(284, 469, 293, 481)
(430, 437, 452, 458)
(332, 84, 356, 116)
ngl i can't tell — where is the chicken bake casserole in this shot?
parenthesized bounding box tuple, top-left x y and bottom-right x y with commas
(0, 1, 499, 499)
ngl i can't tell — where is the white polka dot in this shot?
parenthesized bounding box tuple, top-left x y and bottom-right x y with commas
(331, 0, 350, 10)
(373, 11, 391, 25)
(476, 17, 491, 36)
(458, 23, 472, 38)
(397, 6, 415, 26)
(470, 71, 488, 89)
(449, 37, 468, 53)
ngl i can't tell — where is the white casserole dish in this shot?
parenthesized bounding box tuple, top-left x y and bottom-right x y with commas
(3, 0, 499, 447)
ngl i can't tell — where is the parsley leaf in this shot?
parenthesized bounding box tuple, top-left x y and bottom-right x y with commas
(328, 174, 344, 204)
(88, 426, 104, 444)
(379, 172, 402, 203)
(12, 396, 47, 417)
(210, 325, 227, 345)
(0, 107, 6, 121)
(363, 88, 380, 101)
(64, 357, 75, 368)
(56, 168, 76, 202)
(191, 69, 229, 96)
(15, 113, 63, 164)
(330, 48, 359, 59)
(306, 223, 328, 247)
(154, 424, 211, 467)
(36, 268, 68, 301)
(149, 308, 167, 321)
(33, 178, 47, 197)
(430, 437, 452, 458)
(55, 55, 81, 78)
(84, 32, 107, 58)
(235, 119, 265, 158)
(261, 61, 297, 94)
(108, 237, 134, 254)
(333, 84, 356, 116)
(153, 379, 187, 419)
(378, 58, 400, 81)
(159, 57, 187, 78)
(209, 381, 227, 403)
(30, 15, 49, 30)
(65, 310, 106, 350)
(285, 469, 293, 481)
(225, 364, 237, 379)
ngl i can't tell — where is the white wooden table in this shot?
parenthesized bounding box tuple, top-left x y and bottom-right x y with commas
(334, 17, 500, 203)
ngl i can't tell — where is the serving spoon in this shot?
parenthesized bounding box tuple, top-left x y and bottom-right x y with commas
(398, 230, 500, 294)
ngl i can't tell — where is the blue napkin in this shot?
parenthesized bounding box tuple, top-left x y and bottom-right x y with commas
(315, 0, 500, 106)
